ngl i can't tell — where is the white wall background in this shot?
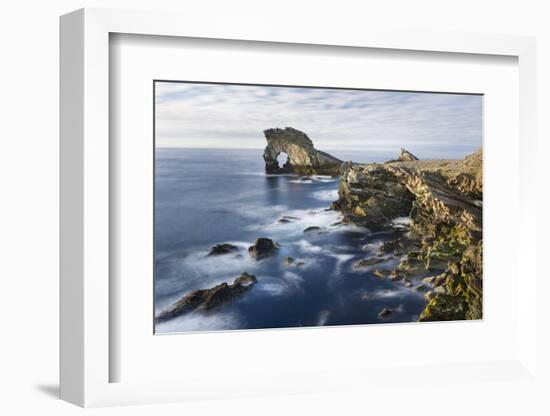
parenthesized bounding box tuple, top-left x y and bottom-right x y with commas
(0, 0, 548, 414)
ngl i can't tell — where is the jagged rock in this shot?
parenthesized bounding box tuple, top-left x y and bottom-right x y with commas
(156, 273, 257, 322)
(390, 269, 403, 281)
(424, 291, 436, 301)
(422, 276, 437, 285)
(278, 215, 298, 224)
(418, 294, 468, 322)
(353, 257, 385, 270)
(333, 149, 483, 321)
(283, 256, 305, 267)
(248, 238, 279, 259)
(378, 308, 393, 319)
(208, 243, 239, 256)
(263, 127, 342, 175)
(398, 148, 419, 161)
(385, 148, 420, 163)
(373, 269, 389, 278)
(331, 163, 415, 230)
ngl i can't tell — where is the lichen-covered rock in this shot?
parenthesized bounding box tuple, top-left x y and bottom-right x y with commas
(263, 127, 342, 175)
(248, 238, 279, 259)
(156, 273, 257, 322)
(418, 294, 468, 322)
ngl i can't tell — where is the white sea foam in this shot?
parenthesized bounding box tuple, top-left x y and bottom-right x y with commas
(311, 189, 339, 201)
(175, 241, 261, 289)
(256, 272, 304, 296)
(361, 288, 408, 301)
(155, 310, 243, 334)
(288, 175, 338, 184)
(391, 216, 411, 228)
(250, 208, 343, 239)
(331, 253, 355, 276)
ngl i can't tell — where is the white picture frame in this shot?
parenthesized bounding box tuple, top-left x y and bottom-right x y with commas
(60, 7, 538, 408)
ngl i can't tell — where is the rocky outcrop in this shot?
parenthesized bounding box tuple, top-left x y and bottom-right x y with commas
(156, 273, 257, 322)
(263, 127, 342, 175)
(208, 243, 239, 256)
(248, 238, 279, 259)
(333, 149, 483, 321)
(385, 148, 420, 163)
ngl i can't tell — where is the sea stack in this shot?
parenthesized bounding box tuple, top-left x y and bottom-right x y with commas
(262, 127, 343, 175)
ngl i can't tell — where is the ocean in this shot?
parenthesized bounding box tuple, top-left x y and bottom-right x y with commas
(154, 147, 430, 333)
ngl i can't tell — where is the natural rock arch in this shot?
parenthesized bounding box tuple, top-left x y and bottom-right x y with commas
(262, 127, 343, 175)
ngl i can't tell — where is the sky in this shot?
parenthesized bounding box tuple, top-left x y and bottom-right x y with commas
(155, 82, 483, 160)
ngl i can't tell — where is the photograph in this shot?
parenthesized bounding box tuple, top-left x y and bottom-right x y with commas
(153, 81, 483, 334)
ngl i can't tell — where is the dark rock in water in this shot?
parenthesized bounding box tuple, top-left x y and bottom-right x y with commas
(353, 257, 385, 270)
(303, 226, 322, 233)
(373, 269, 389, 278)
(156, 272, 257, 322)
(283, 256, 305, 267)
(278, 215, 299, 224)
(263, 127, 342, 175)
(208, 243, 239, 256)
(248, 237, 279, 259)
(389, 269, 403, 281)
(378, 308, 393, 319)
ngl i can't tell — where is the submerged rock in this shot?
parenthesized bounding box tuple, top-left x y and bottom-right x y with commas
(208, 243, 239, 256)
(353, 257, 385, 270)
(378, 308, 393, 319)
(248, 238, 279, 259)
(373, 269, 389, 278)
(278, 215, 299, 224)
(263, 127, 342, 175)
(283, 256, 305, 267)
(303, 226, 322, 233)
(156, 273, 257, 322)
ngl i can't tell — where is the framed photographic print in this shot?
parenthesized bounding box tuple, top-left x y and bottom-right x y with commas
(60, 8, 539, 408)
(152, 81, 483, 334)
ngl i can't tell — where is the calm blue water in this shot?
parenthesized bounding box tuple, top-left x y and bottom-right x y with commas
(154, 148, 429, 333)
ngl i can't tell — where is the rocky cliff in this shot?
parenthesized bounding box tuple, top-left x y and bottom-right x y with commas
(332, 149, 483, 321)
(263, 127, 343, 175)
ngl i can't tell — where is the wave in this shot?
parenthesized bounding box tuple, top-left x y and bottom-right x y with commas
(288, 176, 339, 184)
(255, 271, 304, 296)
(311, 189, 339, 201)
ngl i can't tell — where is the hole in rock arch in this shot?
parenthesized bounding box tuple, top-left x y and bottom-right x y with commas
(277, 152, 289, 169)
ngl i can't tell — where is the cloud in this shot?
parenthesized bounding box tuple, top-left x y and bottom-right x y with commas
(155, 82, 482, 159)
